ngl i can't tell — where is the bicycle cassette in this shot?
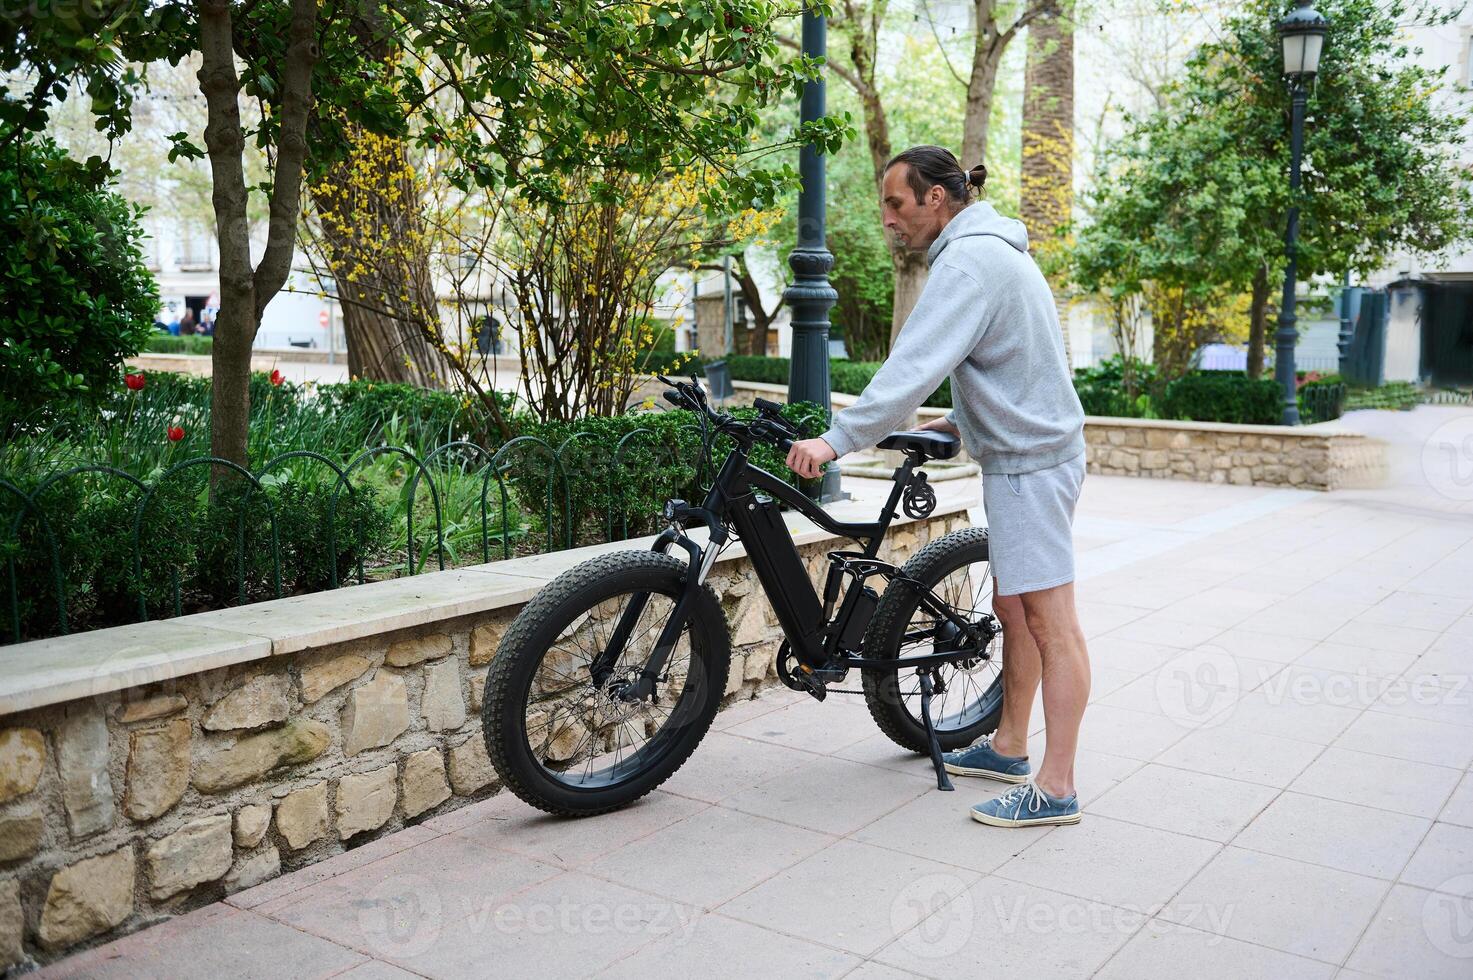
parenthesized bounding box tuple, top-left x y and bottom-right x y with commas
(902, 472, 937, 519)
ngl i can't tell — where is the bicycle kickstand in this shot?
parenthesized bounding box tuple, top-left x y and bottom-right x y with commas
(917, 668, 954, 792)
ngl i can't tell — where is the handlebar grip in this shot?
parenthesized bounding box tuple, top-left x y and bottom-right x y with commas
(663, 390, 684, 407)
(753, 397, 784, 414)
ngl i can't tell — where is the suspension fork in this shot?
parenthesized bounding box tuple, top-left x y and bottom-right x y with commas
(589, 527, 717, 699)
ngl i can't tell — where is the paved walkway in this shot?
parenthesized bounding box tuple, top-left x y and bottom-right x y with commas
(43, 408, 1473, 979)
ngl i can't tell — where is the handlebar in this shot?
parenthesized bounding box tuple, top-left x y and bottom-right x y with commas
(655, 374, 801, 453)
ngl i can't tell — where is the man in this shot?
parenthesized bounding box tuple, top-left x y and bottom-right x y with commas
(784, 145, 1090, 829)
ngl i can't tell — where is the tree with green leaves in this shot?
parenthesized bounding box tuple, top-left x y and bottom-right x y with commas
(1073, 0, 1473, 379)
(5, 0, 846, 465)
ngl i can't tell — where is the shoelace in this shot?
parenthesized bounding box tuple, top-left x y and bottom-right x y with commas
(995, 782, 1049, 817)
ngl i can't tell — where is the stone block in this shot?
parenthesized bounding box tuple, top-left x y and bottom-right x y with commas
(447, 737, 496, 796)
(38, 847, 134, 950)
(124, 718, 191, 821)
(0, 879, 19, 967)
(1106, 429, 1125, 446)
(57, 706, 114, 837)
(0, 728, 44, 804)
(422, 659, 467, 732)
(469, 667, 489, 713)
(336, 765, 397, 838)
(1140, 449, 1169, 469)
(1123, 429, 1145, 447)
(234, 803, 270, 848)
(385, 633, 452, 668)
(146, 814, 232, 900)
(1145, 428, 1173, 449)
(114, 694, 188, 724)
(299, 653, 372, 703)
(470, 620, 509, 666)
(1229, 467, 1253, 485)
(193, 719, 331, 794)
(224, 847, 280, 894)
(203, 674, 291, 732)
(0, 812, 42, 862)
(341, 670, 410, 756)
(275, 782, 329, 851)
(401, 748, 450, 818)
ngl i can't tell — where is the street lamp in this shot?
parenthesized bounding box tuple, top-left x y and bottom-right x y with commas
(783, 3, 842, 500)
(1274, 0, 1329, 425)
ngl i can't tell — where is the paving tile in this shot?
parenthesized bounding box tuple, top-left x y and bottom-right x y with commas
(264, 833, 563, 955)
(330, 962, 424, 980)
(1399, 822, 1473, 895)
(1101, 614, 1225, 651)
(451, 788, 711, 869)
(716, 839, 979, 958)
(1294, 642, 1422, 681)
(583, 806, 834, 909)
(1324, 621, 1440, 657)
(1209, 687, 1362, 744)
(852, 781, 1057, 875)
(873, 878, 1136, 978)
(1163, 847, 1388, 964)
(1439, 774, 1473, 828)
(1156, 727, 1323, 788)
(710, 688, 806, 731)
(1356, 591, 1473, 633)
(834, 732, 943, 777)
(725, 698, 882, 754)
(1016, 744, 1142, 806)
(40, 905, 365, 979)
(1076, 600, 1153, 639)
(1233, 792, 1429, 879)
(385, 871, 701, 978)
(228, 825, 442, 912)
(1364, 675, 1473, 729)
(1333, 711, 1473, 770)
(1069, 705, 1191, 761)
(1206, 627, 1319, 664)
(719, 756, 930, 836)
(594, 912, 860, 979)
(1089, 764, 1277, 843)
(1290, 748, 1464, 819)
(659, 730, 819, 804)
(838, 961, 929, 979)
(1346, 883, 1473, 979)
(993, 814, 1219, 909)
(1102, 653, 1281, 727)
(1259, 664, 1391, 711)
(1084, 635, 1191, 676)
(1094, 918, 1337, 980)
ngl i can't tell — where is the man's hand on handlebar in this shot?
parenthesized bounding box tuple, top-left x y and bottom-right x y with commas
(785, 438, 837, 480)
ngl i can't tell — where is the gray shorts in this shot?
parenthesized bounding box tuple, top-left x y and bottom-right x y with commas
(981, 452, 1085, 597)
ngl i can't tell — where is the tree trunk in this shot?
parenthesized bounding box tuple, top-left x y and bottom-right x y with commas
(1247, 265, 1271, 379)
(197, 0, 317, 468)
(1020, 11, 1075, 364)
(889, 249, 929, 350)
(312, 133, 454, 388)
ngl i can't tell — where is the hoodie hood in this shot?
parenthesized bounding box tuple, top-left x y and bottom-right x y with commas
(925, 201, 1029, 268)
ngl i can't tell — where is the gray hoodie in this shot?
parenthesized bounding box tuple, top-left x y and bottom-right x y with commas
(819, 201, 1085, 475)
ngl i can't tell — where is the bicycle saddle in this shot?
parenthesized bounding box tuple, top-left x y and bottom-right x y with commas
(876, 430, 961, 460)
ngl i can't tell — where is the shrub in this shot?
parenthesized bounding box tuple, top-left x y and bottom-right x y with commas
(0, 131, 159, 432)
(1159, 372, 1282, 424)
(143, 334, 213, 355)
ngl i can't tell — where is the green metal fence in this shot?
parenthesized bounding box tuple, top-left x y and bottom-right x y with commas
(1, 422, 709, 646)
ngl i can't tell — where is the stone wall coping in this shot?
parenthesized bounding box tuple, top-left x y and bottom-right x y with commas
(0, 493, 968, 718)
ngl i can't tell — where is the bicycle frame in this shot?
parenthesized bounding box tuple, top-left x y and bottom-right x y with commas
(594, 436, 995, 704)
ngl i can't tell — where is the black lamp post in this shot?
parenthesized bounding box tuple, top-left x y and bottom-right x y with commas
(1274, 0, 1329, 425)
(783, 3, 841, 500)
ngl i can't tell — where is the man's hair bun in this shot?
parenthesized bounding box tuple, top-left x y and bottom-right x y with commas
(966, 164, 988, 189)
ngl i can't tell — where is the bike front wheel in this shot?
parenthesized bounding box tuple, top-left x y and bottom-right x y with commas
(482, 550, 730, 817)
(860, 527, 1004, 753)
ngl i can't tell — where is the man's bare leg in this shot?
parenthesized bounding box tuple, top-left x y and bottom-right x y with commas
(989, 591, 1039, 759)
(1019, 581, 1091, 798)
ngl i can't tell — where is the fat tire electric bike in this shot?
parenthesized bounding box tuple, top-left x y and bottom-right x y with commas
(482, 375, 1004, 816)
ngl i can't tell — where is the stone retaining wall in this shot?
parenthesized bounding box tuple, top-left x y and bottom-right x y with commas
(0, 507, 968, 969)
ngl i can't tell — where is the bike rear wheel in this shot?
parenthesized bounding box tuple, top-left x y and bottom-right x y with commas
(860, 527, 1004, 753)
(482, 550, 730, 816)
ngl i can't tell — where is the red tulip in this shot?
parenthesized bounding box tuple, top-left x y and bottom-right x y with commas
(124, 372, 146, 391)
(167, 426, 185, 442)
(270, 369, 285, 386)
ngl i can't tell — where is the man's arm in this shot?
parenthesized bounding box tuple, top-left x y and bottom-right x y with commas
(819, 260, 988, 457)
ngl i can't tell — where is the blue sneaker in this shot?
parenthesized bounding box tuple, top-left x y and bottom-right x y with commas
(942, 735, 1031, 783)
(970, 782, 1081, 828)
